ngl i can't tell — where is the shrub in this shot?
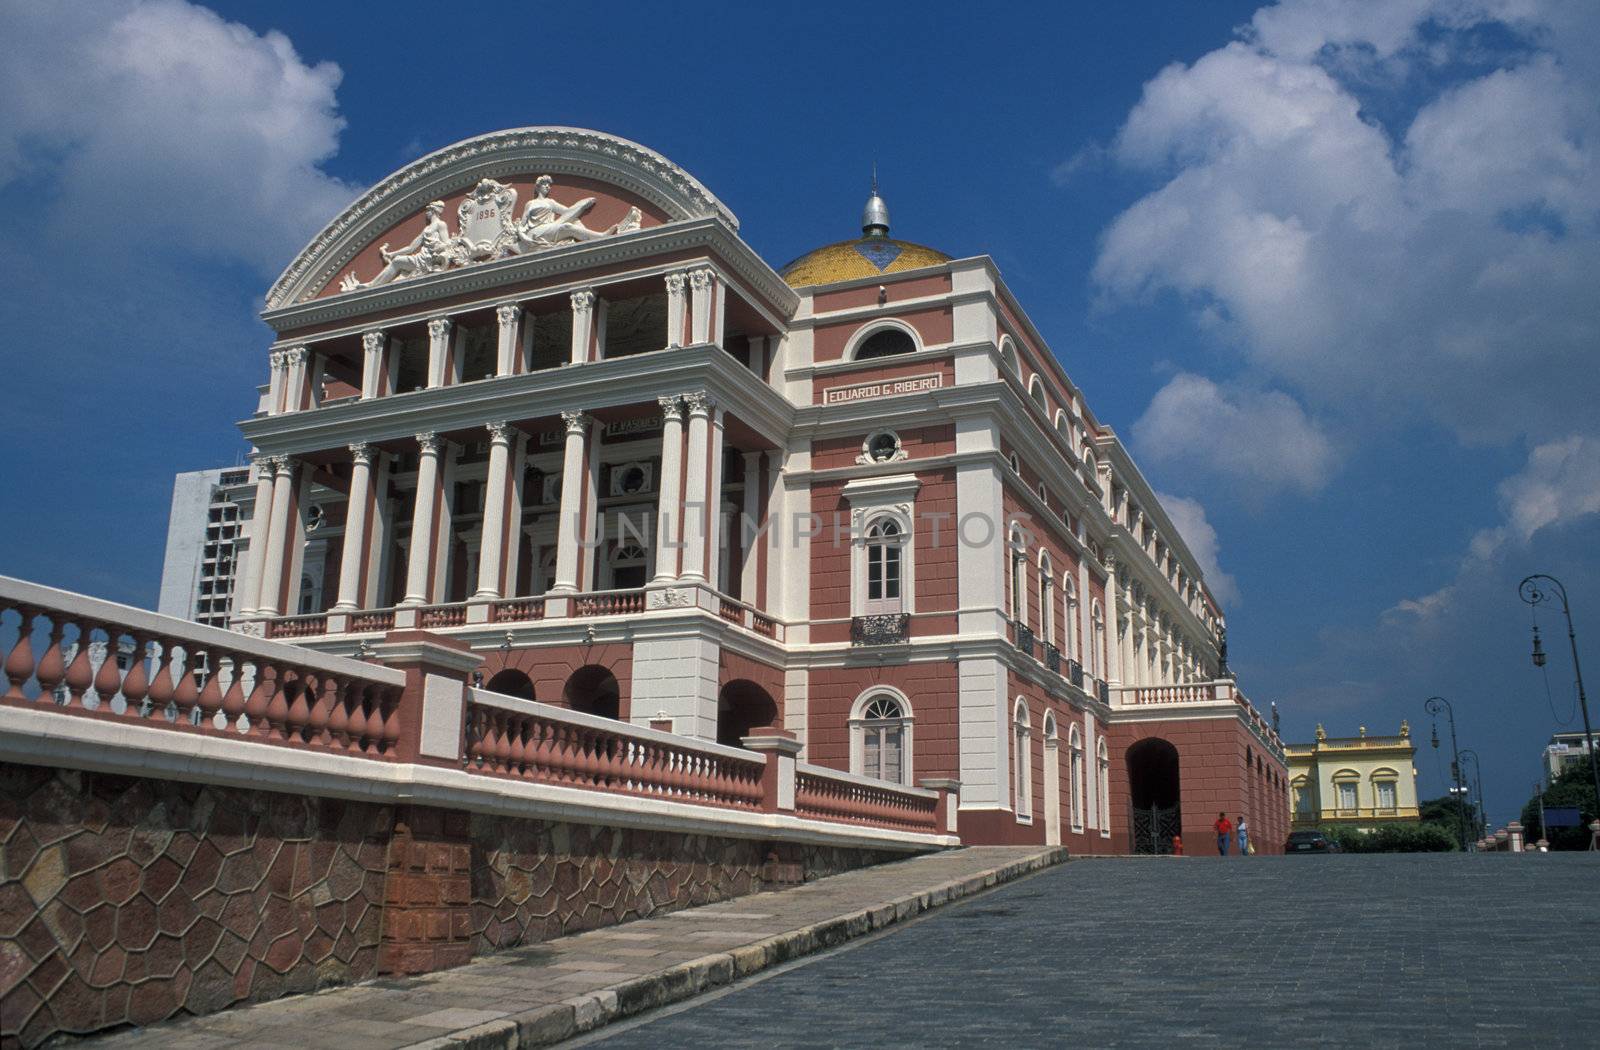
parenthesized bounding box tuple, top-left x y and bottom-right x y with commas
(1320, 822, 1456, 853)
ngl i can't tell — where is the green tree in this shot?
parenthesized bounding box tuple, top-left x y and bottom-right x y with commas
(1417, 794, 1478, 841)
(1521, 763, 1597, 851)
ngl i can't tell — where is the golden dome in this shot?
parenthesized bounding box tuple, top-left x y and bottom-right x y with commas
(780, 237, 952, 287)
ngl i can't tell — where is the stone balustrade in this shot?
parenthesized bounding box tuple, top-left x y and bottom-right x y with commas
(464, 689, 766, 810)
(1, 575, 406, 758)
(793, 763, 942, 834)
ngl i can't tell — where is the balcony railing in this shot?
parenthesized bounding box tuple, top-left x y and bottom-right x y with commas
(1013, 622, 1036, 657)
(1067, 659, 1084, 687)
(851, 613, 910, 646)
(1096, 678, 1110, 704)
(572, 589, 645, 617)
(417, 602, 468, 628)
(265, 613, 328, 639)
(1044, 644, 1061, 674)
(490, 598, 544, 623)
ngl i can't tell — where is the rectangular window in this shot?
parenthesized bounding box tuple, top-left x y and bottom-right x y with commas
(1337, 783, 1357, 810)
(867, 555, 882, 600)
(1376, 782, 1396, 810)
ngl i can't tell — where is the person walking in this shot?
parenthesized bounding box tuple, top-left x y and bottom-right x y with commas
(1237, 815, 1251, 856)
(1213, 812, 1233, 856)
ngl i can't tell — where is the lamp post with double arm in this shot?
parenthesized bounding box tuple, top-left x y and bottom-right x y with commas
(1424, 696, 1468, 851)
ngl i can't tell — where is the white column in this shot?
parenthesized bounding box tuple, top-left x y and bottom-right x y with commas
(402, 433, 442, 605)
(678, 392, 713, 582)
(652, 396, 685, 583)
(255, 457, 296, 616)
(689, 269, 712, 345)
(495, 303, 521, 377)
(748, 335, 767, 379)
(1105, 555, 1122, 685)
(426, 317, 452, 388)
(739, 451, 762, 601)
(474, 422, 515, 600)
(705, 407, 726, 589)
(551, 411, 591, 593)
(333, 443, 374, 611)
(266, 351, 286, 416)
(665, 271, 687, 348)
(282, 347, 309, 412)
(236, 454, 276, 616)
(570, 290, 595, 364)
(360, 331, 386, 399)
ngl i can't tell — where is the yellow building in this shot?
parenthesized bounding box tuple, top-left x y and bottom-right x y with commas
(1286, 722, 1420, 830)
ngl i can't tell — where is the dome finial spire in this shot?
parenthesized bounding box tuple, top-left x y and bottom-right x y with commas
(862, 163, 890, 239)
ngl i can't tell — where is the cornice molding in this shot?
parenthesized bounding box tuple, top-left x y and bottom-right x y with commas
(266, 127, 739, 311)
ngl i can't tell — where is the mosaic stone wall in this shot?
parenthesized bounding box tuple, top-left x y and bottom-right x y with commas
(0, 766, 916, 1046)
(0, 765, 390, 1048)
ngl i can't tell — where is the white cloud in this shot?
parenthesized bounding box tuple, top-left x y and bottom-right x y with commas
(1155, 492, 1241, 608)
(0, 0, 354, 273)
(1092, 1, 1600, 450)
(1132, 373, 1335, 497)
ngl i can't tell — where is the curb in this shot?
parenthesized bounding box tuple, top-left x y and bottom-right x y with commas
(399, 847, 1068, 1049)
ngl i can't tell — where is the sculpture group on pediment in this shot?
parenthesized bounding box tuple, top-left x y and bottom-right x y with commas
(339, 176, 643, 293)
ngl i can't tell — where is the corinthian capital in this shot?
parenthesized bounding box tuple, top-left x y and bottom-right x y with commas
(285, 346, 309, 366)
(682, 391, 714, 416)
(689, 268, 713, 290)
(561, 410, 591, 434)
(664, 271, 687, 295)
(570, 290, 596, 313)
(348, 442, 374, 466)
(657, 395, 684, 422)
(268, 350, 286, 369)
(361, 330, 385, 353)
(496, 302, 521, 327)
(415, 431, 440, 455)
(486, 420, 514, 444)
(427, 317, 452, 340)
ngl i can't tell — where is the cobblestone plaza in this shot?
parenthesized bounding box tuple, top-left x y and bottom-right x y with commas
(592, 854, 1599, 1049)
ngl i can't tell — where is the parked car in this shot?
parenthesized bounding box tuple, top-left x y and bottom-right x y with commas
(1285, 830, 1342, 853)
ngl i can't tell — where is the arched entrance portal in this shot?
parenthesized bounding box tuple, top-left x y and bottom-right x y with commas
(1126, 738, 1182, 855)
(717, 680, 778, 748)
(484, 669, 535, 701)
(563, 665, 620, 720)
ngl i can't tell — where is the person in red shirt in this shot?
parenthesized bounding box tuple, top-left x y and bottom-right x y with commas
(1214, 812, 1233, 856)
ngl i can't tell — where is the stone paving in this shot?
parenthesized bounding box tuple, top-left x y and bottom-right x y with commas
(81, 845, 1061, 1049)
(586, 853, 1600, 1049)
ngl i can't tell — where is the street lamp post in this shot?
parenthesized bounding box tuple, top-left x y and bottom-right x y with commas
(1459, 748, 1487, 840)
(1424, 696, 1469, 851)
(1518, 574, 1600, 823)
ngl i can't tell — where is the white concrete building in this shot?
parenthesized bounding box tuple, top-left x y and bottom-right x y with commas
(157, 466, 256, 628)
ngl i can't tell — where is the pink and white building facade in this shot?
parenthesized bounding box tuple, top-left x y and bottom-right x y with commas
(230, 127, 1289, 854)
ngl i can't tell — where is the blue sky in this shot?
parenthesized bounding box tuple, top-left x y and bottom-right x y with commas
(2, 0, 1596, 826)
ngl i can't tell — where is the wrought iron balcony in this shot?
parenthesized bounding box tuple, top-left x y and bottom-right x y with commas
(1067, 659, 1084, 688)
(1013, 622, 1036, 657)
(1096, 678, 1110, 704)
(851, 613, 911, 646)
(1044, 644, 1061, 674)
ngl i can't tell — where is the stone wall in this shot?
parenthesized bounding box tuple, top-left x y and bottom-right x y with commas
(0, 766, 912, 1047)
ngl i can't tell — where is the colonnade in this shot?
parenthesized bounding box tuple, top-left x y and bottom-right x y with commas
(238, 390, 777, 622)
(263, 266, 728, 418)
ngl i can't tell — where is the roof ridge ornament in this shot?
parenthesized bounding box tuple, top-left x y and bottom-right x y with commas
(862, 165, 890, 239)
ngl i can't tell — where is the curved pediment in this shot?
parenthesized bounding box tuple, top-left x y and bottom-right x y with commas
(266, 127, 737, 310)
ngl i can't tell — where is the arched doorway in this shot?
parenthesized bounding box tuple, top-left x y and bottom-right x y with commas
(563, 665, 620, 720)
(1126, 738, 1181, 855)
(484, 668, 535, 701)
(717, 680, 778, 748)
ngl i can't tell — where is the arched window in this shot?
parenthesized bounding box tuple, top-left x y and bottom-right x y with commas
(1063, 576, 1080, 663)
(851, 322, 919, 360)
(1028, 375, 1050, 416)
(1090, 599, 1106, 680)
(1038, 552, 1055, 648)
(1069, 724, 1086, 831)
(1332, 770, 1360, 813)
(998, 336, 1021, 378)
(1008, 526, 1028, 626)
(1014, 699, 1033, 821)
(850, 688, 913, 785)
(1096, 737, 1110, 832)
(1054, 410, 1071, 444)
(608, 543, 648, 590)
(864, 518, 904, 614)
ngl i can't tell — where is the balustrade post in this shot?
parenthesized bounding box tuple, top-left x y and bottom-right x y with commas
(741, 728, 801, 814)
(366, 629, 483, 763)
(35, 618, 66, 703)
(3, 607, 37, 700)
(918, 778, 962, 837)
(93, 629, 125, 709)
